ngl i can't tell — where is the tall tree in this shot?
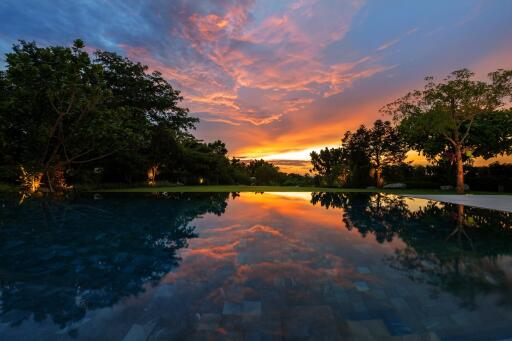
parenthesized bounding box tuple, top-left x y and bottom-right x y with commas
(94, 50, 198, 137)
(368, 120, 407, 187)
(0, 40, 197, 191)
(382, 69, 512, 193)
(310, 147, 346, 187)
(1, 40, 110, 190)
(247, 159, 282, 185)
(340, 128, 372, 187)
(342, 120, 407, 188)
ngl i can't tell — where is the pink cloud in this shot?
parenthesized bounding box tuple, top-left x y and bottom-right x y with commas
(118, 0, 392, 129)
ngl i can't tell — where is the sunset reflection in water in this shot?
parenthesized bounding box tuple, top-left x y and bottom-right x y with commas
(2, 192, 512, 340)
(157, 193, 512, 340)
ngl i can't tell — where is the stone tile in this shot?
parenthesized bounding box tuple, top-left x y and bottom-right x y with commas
(364, 299, 394, 313)
(243, 330, 262, 341)
(334, 286, 349, 302)
(372, 288, 388, 300)
(322, 282, 335, 297)
(391, 297, 411, 312)
(273, 277, 285, 288)
(419, 331, 443, 341)
(420, 302, 449, 317)
(357, 266, 371, 274)
(122, 324, 146, 341)
(237, 253, 248, 265)
(345, 309, 412, 336)
(390, 331, 442, 341)
(324, 268, 338, 277)
(354, 244, 372, 254)
(215, 331, 244, 341)
(441, 322, 512, 341)
(243, 301, 262, 317)
(352, 301, 368, 313)
(223, 301, 242, 315)
(354, 281, 370, 292)
(401, 296, 424, 310)
(282, 305, 342, 340)
(449, 311, 473, 326)
(420, 316, 454, 332)
(242, 287, 261, 301)
(346, 319, 392, 340)
(284, 276, 297, 288)
(220, 316, 244, 336)
(256, 312, 283, 339)
(237, 238, 247, 249)
(383, 314, 413, 336)
(152, 284, 176, 299)
(196, 313, 221, 331)
(225, 285, 244, 301)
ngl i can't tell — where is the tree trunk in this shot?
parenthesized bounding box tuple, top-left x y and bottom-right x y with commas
(46, 169, 55, 193)
(454, 144, 465, 194)
(457, 204, 464, 230)
(375, 167, 383, 188)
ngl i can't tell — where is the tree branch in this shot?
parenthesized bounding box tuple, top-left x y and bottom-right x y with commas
(442, 132, 458, 147)
(68, 149, 121, 164)
(460, 117, 475, 144)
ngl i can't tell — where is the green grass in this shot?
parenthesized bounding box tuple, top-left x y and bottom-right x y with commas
(0, 183, 18, 192)
(94, 185, 509, 195)
(2, 182, 508, 195)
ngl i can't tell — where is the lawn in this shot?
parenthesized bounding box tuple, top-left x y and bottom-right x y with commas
(94, 185, 509, 195)
(0, 183, 17, 192)
(1, 183, 508, 195)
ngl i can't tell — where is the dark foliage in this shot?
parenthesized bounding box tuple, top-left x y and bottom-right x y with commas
(0, 39, 313, 189)
(0, 192, 229, 328)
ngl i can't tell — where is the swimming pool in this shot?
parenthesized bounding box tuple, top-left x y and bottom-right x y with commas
(1, 192, 511, 340)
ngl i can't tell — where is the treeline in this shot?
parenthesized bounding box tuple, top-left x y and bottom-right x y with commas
(0, 39, 310, 191)
(311, 161, 512, 192)
(2, 40, 511, 193)
(311, 69, 512, 193)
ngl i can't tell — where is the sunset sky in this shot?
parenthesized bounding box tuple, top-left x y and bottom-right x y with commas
(1, 0, 511, 173)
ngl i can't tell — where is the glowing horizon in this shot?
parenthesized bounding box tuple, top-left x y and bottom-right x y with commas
(1, 0, 511, 166)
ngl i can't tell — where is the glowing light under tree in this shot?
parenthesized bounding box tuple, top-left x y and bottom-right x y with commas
(19, 166, 43, 193)
(147, 165, 160, 186)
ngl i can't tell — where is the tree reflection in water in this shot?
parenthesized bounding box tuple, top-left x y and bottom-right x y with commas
(311, 192, 512, 309)
(0, 192, 229, 330)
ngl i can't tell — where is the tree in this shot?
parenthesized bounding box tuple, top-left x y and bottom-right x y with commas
(343, 120, 407, 188)
(247, 159, 282, 185)
(382, 69, 512, 193)
(0, 40, 197, 191)
(229, 158, 251, 185)
(94, 50, 198, 137)
(310, 147, 346, 187)
(145, 124, 182, 184)
(93, 49, 197, 185)
(1, 40, 109, 191)
(207, 140, 228, 156)
(340, 128, 372, 187)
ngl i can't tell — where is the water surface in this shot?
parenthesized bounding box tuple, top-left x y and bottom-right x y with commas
(1, 192, 512, 340)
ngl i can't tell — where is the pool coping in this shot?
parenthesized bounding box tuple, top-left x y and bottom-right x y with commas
(401, 194, 512, 213)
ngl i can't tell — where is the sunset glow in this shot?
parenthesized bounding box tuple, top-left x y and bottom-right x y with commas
(2, 0, 511, 168)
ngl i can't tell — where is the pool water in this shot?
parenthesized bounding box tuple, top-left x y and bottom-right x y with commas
(1, 192, 512, 340)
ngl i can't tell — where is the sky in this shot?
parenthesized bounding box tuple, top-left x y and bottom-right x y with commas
(1, 0, 511, 173)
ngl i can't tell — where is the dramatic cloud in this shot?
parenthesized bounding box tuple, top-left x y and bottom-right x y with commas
(1, 0, 511, 170)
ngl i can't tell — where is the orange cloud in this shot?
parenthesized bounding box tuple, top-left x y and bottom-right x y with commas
(117, 1, 511, 166)
(120, 0, 389, 130)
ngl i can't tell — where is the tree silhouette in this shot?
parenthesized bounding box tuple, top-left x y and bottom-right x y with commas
(382, 68, 512, 193)
(311, 192, 512, 308)
(0, 192, 229, 329)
